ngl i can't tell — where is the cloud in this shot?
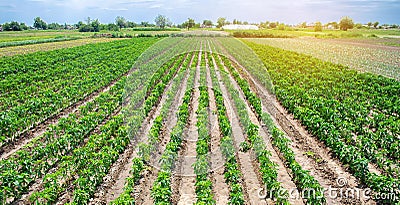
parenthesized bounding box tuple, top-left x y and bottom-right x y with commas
(2, 0, 399, 24)
(0, 4, 16, 8)
(149, 4, 163, 8)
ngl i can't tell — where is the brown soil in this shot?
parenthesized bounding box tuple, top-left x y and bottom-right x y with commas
(212, 55, 266, 205)
(1, 67, 133, 160)
(135, 54, 196, 205)
(205, 52, 229, 204)
(89, 53, 191, 205)
(16, 103, 122, 204)
(228, 56, 376, 204)
(174, 51, 201, 205)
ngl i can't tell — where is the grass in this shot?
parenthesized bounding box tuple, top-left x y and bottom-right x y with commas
(224, 28, 400, 39)
(0, 30, 91, 42)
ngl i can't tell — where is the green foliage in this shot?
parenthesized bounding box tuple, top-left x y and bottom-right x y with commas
(34, 17, 47, 30)
(339, 16, 354, 31)
(2, 21, 28, 31)
(154, 14, 171, 29)
(217, 17, 226, 28)
(0, 38, 158, 146)
(246, 40, 400, 204)
(314, 22, 322, 32)
(116, 16, 127, 29)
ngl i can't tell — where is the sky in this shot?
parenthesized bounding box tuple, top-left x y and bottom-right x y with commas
(0, 0, 399, 25)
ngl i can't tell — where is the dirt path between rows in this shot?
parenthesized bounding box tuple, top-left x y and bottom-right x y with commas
(228, 55, 376, 205)
(88, 52, 191, 205)
(212, 55, 265, 205)
(219, 55, 305, 205)
(174, 51, 201, 205)
(135, 54, 196, 205)
(0, 71, 127, 160)
(0, 40, 179, 160)
(16, 102, 123, 204)
(205, 51, 230, 204)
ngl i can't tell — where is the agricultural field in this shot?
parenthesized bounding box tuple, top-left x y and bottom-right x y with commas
(0, 30, 90, 42)
(0, 38, 122, 57)
(245, 38, 400, 81)
(0, 32, 399, 205)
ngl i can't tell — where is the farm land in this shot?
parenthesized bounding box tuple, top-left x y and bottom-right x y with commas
(0, 29, 399, 205)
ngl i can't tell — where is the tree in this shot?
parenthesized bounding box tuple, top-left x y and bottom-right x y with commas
(115, 16, 126, 30)
(278, 23, 285, 30)
(107, 23, 119, 31)
(269, 22, 277, 29)
(140, 21, 149, 27)
(202, 20, 212, 28)
(339, 16, 354, 31)
(155, 14, 170, 29)
(373, 21, 379, 28)
(233, 19, 242, 24)
(217, 17, 226, 28)
(34, 17, 47, 30)
(186, 18, 195, 30)
(314, 21, 322, 32)
(20, 22, 28, 30)
(48, 23, 62, 30)
(367, 22, 372, 27)
(127, 21, 137, 28)
(3, 21, 26, 31)
(86, 17, 91, 25)
(301, 22, 307, 28)
(354, 23, 363, 29)
(75, 21, 84, 29)
(91, 19, 100, 32)
(329, 22, 339, 29)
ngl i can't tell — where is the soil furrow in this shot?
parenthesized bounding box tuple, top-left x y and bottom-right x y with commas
(0, 40, 180, 159)
(219, 55, 306, 205)
(205, 52, 229, 204)
(227, 55, 376, 204)
(212, 56, 265, 205)
(175, 51, 201, 205)
(135, 54, 196, 205)
(15, 103, 123, 205)
(89, 53, 191, 205)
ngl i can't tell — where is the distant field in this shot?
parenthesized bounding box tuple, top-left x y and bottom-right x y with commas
(0, 30, 90, 42)
(0, 29, 182, 43)
(0, 38, 122, 56)
(226, 28, 400, 39)
(245, 38, 400, 80)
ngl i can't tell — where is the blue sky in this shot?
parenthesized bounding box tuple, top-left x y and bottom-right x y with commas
(1, 0, 399, 25)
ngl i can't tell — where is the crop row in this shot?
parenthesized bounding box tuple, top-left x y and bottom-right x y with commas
(111, 51, 196, 205)
(222, 54, 328, 204)
(151, 81, 194, 204)
(193, 85, 214, 204)
(193, 52, 215, 204)
(208, 54, 246, 204)
(0, 38, 120, 57)
(0, 77, 127, 204)
(147, 53, 197, 204)
(0, 38, 159, 146)
(246, 41, 400, 203)
(0, 37, 80, 48)
(215, 53, 293, 204)
(28, 47, 190, 204)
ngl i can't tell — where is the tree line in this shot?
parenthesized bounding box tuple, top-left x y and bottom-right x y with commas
(1, 15, 398, 32)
